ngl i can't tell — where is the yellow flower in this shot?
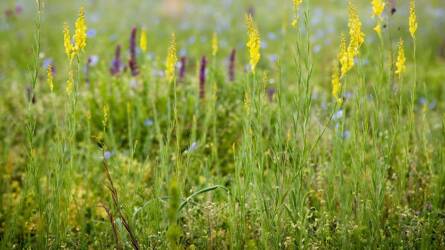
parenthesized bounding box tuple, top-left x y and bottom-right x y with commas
(371, 0, 385, 17)
(246, 14, 261, 73)
(47, 65, 54, 92)
(348, 1, 365, 56)
(395, 38, 406, 78)
(165, 33, 177, 82)
(212, 32, 219, 56)
(409, 0, 417, 39)
(338, 34, 353, 78)
(74, 7, 87, 51)
(292, 0, 303, 27)
(140, 29, 148, 53)
(331, 62, 342, 105)
(66, 70, 74, 95)
(63, 23, 75, 60)
(374, 22, 382, 37)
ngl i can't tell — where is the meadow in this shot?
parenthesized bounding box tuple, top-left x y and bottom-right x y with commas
(1, 0, 445, 249)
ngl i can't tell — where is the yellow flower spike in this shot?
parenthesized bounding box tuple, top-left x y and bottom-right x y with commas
(292, 0, 303, 28)
(338, 34, 353, 78)
(47, 65, 54, 92)
(331, 62, 342, 105)
(165, 33, 177, 82)
(395, 38, 406, 78)
(63, 23, 75, 60)
(140, 29, 148, 53)
(409, 0, 417, 39)
(371, 0, 385, 17)
(74, 7, 87, 52)
(212, 32, 219, 57)
(66, 70, 74, 95)
(348, 1, 365, 55)
(245, 14, 261, 74)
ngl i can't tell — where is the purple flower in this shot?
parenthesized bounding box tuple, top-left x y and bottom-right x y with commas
(267, 87, 276, 102)
(229, 49, 236, 81)
(110, 45, 123, 76)
(179, 56, 187, 81)
(104, 151, 113, 160)
(199, 56, 207, 99)
(128, 27, 139, 76)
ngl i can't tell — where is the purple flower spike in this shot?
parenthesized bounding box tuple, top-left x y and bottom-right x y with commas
(179, 56, 187, 81)
(199, 56, 207, 100)
(229, 49, 236, 81)
(110, 45, 122, 76)
(128, 27, 139, 76)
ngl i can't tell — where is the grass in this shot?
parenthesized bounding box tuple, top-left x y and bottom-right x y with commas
(1, 0, 445, 249)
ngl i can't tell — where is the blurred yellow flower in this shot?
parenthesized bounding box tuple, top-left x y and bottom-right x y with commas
(74, 7, 87, 51)
(348, 2, 365, 55)
(331, 62, 342, 105)
(166, 33, 177, 82)
(395, 38, 406, 78)
(63, 23, 75, 60)
(371, 0, 385, 17)
(47, 65, 53, 92)
(409, 0, 417, 39)
(212, 32, 219, 56)
(292, 0, 303, 28)
(66, 70, 74, 95)
(140, 29, 148, 53)
(246, 14, 261, 73)
(338, 34, 353, 77)
(374, 22, 382, 37)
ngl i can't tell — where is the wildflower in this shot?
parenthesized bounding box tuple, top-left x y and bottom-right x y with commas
(110, 45, 122, 76)
(338, 34, 353, 77)
(395, 38, 406, 78)
(179, 56, 187, 81)
(331, 62, 342, 105)
(246, 14, 261, 73)
(374, 22, 382, 37)
(292, 0, 303, 27)
(212, 32, 218, 56)
(348, 2, 365, 56)
(47, 65, 54, 92)
(199, 56, 207, 99)
(229, 48, 236, 81)
(409, 0, 417, 39)
(165, 33, 177, 82)
(104, 151, 112, 160)
(144, 119, 154, 127)
(74, 7, 87, 51)
(63, 23, 75, 60)
(371, 0, 385, 17)
(66, 69, 74, 95)
(185, 142, 198, 153)
(140, 29, 148, 53)
(371, 0, 385, 37)
(129, 27, 139, 76)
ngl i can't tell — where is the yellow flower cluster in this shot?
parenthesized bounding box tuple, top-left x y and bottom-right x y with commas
(331, 62, 342, 105)
(63, 7, 87, 61)
(165, 33, 177, 82)
(212, 32, 219, 57)
(337, 2, 365, 78)
(47, 65, 53, 92)
(395, 38, 406, 78)
(291, 0, 303, 28)
(409, 0, 417, 39)
(140, 29, 148, 53)
(371, 0, 385, 37)
(246, 14, 261, 73)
